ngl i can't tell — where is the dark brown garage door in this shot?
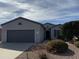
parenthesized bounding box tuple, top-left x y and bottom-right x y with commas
(7, 30, 34, 42)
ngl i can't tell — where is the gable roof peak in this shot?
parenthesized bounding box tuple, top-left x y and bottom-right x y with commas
(1, 17, 45, 29)
(15, 17, 28, 19)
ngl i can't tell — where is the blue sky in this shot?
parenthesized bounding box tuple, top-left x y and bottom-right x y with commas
(0, 0, 79, 24)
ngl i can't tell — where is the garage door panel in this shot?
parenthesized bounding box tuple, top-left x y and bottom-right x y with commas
(7, 30, 34, 42)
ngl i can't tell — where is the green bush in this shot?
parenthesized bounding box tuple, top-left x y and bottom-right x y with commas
(46, 40, 68, 53)
(74, 41, 79, 48)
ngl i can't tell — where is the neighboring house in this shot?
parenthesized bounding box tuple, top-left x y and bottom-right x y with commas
(1, 17, 45, 43)
(51, 25, 62, 39)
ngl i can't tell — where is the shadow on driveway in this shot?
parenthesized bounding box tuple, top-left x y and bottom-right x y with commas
(0, 43, 33, 51)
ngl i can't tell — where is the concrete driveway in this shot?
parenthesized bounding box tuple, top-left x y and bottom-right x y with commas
(0, 43, 33, 59)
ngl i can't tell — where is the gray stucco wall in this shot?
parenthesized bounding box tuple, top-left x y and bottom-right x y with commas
(51, 26, 61, 39)
(0, 29, 2, 41)
(1, 19, 44, 43)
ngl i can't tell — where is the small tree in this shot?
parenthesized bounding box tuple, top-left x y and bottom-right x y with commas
(62, 20, 79, 41)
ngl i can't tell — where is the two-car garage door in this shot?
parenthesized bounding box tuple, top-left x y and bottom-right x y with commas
(7, 30, 35, 42)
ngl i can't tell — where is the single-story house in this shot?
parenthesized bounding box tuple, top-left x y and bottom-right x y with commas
(0, 17, 62, 43)
(1, 17, 45, 43)
(51, 25, 62, 39)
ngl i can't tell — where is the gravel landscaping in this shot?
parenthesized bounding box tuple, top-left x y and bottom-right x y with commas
(15, 42, 79, 59)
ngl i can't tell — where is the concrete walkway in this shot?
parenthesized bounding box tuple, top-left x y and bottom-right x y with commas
(0, 43, 33, 59)
(48, 42, 79, 59)
(67, 43, 79, 59)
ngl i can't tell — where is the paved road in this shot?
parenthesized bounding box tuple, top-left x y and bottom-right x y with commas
(0, 43, 33, 59)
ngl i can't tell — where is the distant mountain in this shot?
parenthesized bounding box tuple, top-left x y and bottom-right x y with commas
(39, 16, 79, 24)
(43, 23, 56, 30)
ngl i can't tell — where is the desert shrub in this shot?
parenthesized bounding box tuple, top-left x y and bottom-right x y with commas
(46, 40, 68, 53)
(39, 53, 48, 59)
(74, 41, 79, 48)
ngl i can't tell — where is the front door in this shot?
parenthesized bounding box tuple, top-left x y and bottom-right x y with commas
(46, 30, 51, 40)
